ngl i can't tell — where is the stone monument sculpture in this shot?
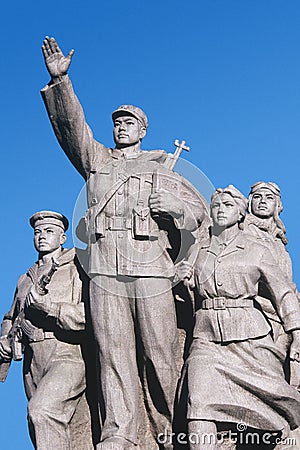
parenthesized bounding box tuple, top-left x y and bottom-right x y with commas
(0, 211, 93, 450)
(3, 35, 299, 450)
(40, 36, 208, 450)
(178, 185, 300, 450)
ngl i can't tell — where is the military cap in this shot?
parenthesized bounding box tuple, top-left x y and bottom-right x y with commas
(30, 210, 69, 231)
(112, 105, 148, 129)
(250, 181, 281, 197)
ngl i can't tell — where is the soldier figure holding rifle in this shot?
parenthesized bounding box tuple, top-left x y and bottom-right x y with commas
(0, 211, 92, 450)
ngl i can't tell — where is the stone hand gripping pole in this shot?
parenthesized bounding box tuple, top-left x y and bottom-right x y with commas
(151, 140, 190, 216)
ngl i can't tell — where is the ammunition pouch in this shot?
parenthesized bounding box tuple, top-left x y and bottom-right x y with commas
(132, 203, 151, 239)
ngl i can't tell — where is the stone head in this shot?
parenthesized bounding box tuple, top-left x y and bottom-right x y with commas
(112, 105, 148, 148)
(248, 181, 282, 219)
(30, 210, 68, 254)
(210, 185, 247, 229)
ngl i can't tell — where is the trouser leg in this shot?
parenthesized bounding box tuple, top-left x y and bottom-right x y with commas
(90, 277, 139, 447)
(135, 278, 180, 445)
(25, 342, 86, 450)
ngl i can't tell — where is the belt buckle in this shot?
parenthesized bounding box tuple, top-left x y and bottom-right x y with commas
(114, 217, 124, 230)
(213, 297, 226, 310)
(108, 216, 125, 231)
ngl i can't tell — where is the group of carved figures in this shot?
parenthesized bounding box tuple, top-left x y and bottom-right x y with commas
(0, 36, 300, 450)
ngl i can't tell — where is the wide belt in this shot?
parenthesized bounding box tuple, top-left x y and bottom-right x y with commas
(25, 329, 55, 343)
(105, 216, 132, 231)
(201, 297, 253, 310)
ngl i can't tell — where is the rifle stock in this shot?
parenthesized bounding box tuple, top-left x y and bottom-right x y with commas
(0, 359, 11, 382)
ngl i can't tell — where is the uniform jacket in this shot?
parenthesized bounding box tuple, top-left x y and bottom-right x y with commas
(244, 214, 298, 323)
(2, 248, 85, 342)
(41, 76, 206, 277)
(193, 231, 300, 343)
(244, 214, 292, 279)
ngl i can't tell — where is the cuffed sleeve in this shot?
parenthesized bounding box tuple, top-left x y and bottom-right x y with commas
(54, 302, 85, 331)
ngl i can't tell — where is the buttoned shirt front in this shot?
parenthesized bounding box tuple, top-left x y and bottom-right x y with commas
(193, 231, 300, 343)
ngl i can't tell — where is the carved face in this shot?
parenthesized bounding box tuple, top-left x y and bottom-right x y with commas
(34, 224, 66, 254)
(113, 114, 146, 148)
(211, 193, 242, 228)
(251, 188, 277, 219)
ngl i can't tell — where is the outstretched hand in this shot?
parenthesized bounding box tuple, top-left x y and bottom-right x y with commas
(42, 36, 74, 79)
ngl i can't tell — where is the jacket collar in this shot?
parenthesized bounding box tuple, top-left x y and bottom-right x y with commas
(245, 214, 277, 235)
(27, 248, 75, 282)
(200, 231, 246, 256)
(110, 148, 167, 163)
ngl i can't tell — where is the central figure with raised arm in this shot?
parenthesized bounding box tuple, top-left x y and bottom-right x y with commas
(41, 36, 206, 450)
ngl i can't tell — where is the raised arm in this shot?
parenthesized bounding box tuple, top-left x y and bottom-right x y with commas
(41, 37, 108, 179)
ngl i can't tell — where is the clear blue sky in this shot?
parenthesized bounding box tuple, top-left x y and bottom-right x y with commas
(1, 1, 300, 448)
